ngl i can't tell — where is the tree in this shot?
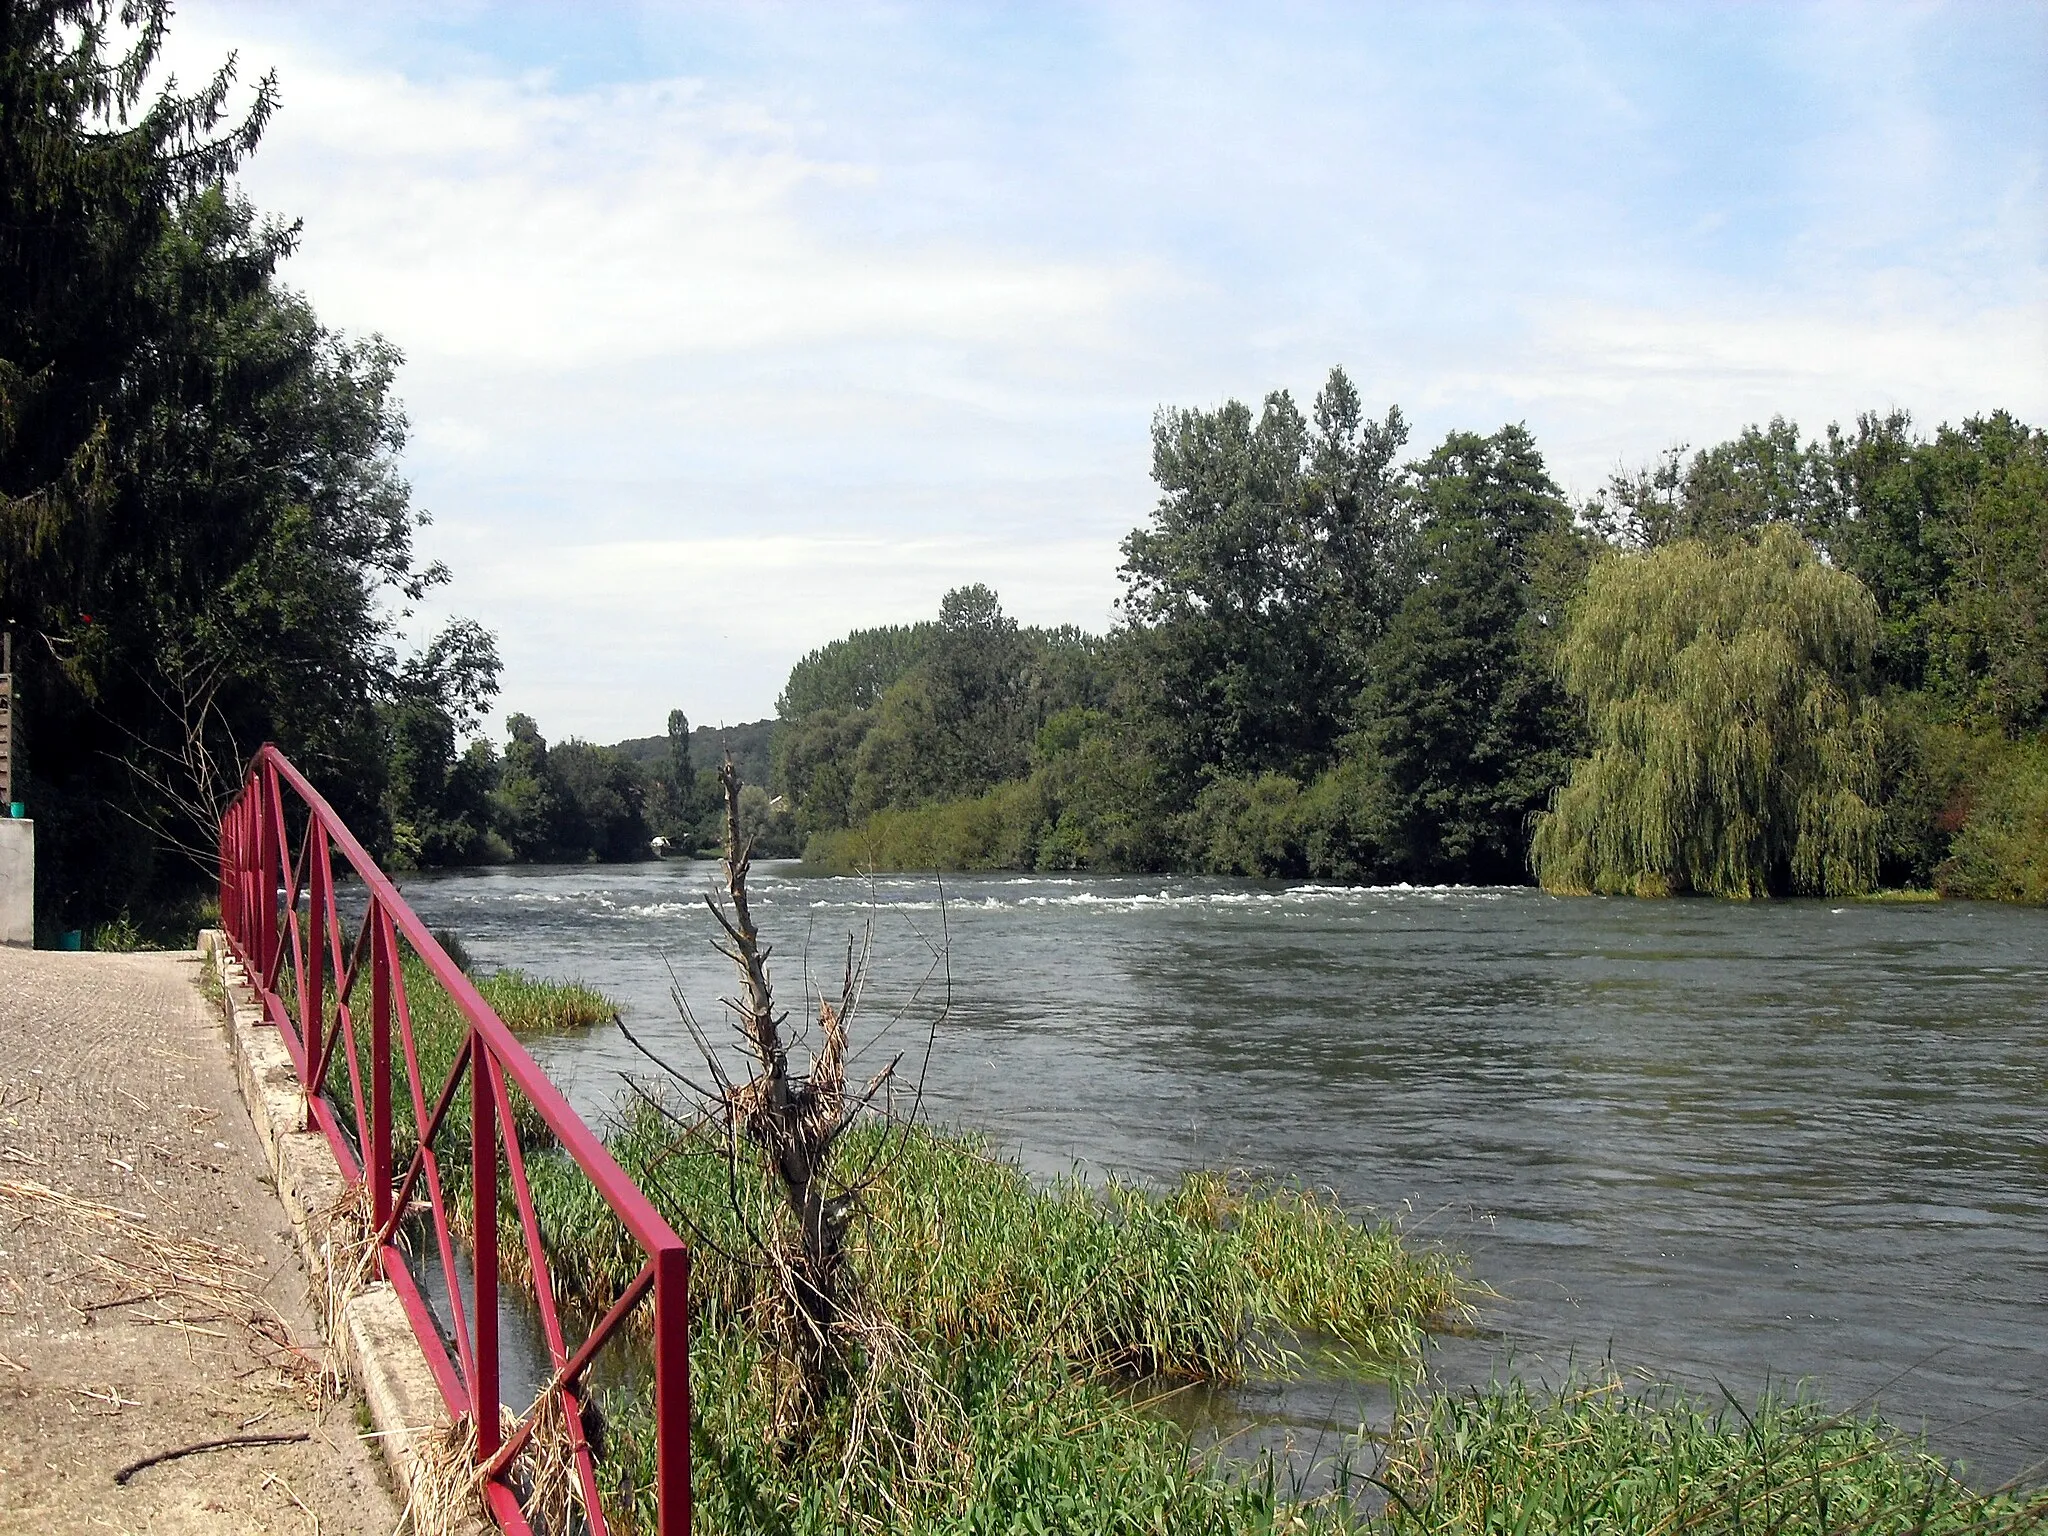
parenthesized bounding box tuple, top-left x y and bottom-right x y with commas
(1814, 410, 1948, 692)
(1597, 418, 1826, 550)
(1118, 368, 1408, 783)
(1, 5, 487, 927)
(620, 760, 948, 1440)
(1532, 526, 1883, 898)
(491, 714, 568, 860)
(1917, 412, 2048, 734)
(774, 707, 872, 838)
(778, 622, 936, 720)
(548, 740, 651, 862)
(644, 707, 705, 843)
(1358, 426, 1583, 881)
(777, 587, 1108, 837)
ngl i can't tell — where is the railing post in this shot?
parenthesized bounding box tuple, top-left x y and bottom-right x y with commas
(218, 804, 232, 942)
(655, 1243, 692, 1536)
(258, 766, 280, 981)
(245, 795, 260, 960)
(472, 1029, 500, 1458)
(370, 903, 393, 1239)
(304, 828, 327, 1128)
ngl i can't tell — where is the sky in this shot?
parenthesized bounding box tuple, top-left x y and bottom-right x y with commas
(166, 1, 2047, 741)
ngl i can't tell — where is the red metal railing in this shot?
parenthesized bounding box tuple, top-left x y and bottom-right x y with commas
(218, 745, 690, 1535)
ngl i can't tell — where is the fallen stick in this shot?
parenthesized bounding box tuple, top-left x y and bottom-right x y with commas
(112, 1431, 312, 1485)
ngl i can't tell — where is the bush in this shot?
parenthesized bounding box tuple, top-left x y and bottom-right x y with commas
(1183, 773, 1308, 877)
(1938, 736, 2048, 901)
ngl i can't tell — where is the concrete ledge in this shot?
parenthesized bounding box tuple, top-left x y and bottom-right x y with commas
(0, 819, 31, 948)
(345, 1282, 463, 1507)
(198, 931, 482, 1532)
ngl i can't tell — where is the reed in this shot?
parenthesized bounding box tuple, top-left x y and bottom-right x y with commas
(509, 1097, 1475, 1532)
(539, 1102, 1470, 1382)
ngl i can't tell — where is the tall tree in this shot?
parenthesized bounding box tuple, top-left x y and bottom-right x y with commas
(1361, 425, 1583, 881)
(2, 4, 489, 926)
(1918, 412, 2048, 734)
(1119, 368, 1407, 784)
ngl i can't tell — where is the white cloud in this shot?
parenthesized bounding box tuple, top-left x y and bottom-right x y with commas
(215, 46, 1144, 370)
(457, 534, 1123, 735)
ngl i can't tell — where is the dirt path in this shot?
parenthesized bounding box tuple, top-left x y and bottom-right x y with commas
(0, 945, 403, 1534)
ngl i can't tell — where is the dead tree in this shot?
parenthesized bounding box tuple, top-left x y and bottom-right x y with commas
(622, 755, 947, 1422)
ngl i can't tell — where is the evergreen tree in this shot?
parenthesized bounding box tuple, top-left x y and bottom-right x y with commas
(1, 4, 490, 926)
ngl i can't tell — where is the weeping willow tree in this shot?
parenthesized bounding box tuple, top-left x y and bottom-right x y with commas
(1532, 526, 1883, 898)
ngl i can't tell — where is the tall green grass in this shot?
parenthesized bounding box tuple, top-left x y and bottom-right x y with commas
(1378, 1375, 2048, 1535)
(556, 1104, 1470, 1377)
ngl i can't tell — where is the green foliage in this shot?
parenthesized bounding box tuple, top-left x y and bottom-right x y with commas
(779, 622, 938, 720)
(1935, 735, 2048, 902)
(0, 6, 495, 926)
(774, 706, 874, 838)
(522, 1103, 1468, 1533)
(1184, 773, 1310, 877)
(735, 782, 801, 859)
(1120, 368, 1408, 783)
(1870, 697, 1990, 888)
(1361, 428, 1584, 882)
(775, 587, 1111, 851)
(805, 777, 1050, 872)
(1533, 528, 1883, 898)
(382, 626, 504, 867)
(476, 714, 654, 864)
(1819, 409, 1951, 692)
(1916, 413, 2048, 734)
(802, 705, 1180, 874)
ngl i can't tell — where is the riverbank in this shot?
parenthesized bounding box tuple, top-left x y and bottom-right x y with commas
(398, 950, 2048, 1532)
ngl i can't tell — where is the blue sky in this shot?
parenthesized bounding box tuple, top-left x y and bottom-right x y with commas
(170, 2, 2046, 739)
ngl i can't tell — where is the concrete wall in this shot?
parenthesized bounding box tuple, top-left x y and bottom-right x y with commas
(0, 819, 30, 947)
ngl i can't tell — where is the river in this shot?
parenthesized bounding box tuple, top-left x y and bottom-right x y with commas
(392, 862, 2048, 1486)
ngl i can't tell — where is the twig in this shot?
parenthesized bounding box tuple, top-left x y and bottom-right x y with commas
(112, 1431, 312, 1485)
(262, 1470, 322, 1534)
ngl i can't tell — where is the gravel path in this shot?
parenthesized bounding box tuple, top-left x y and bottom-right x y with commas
(0, 945, 402, 1534)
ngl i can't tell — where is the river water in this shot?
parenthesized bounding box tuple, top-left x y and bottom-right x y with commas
(393, 863, 2048, 1486)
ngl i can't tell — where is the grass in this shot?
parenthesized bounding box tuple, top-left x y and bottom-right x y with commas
(1377, 1374, 2048, 1535)
(533, 1101, 1471, 1376)
(87, 892, 221, 950)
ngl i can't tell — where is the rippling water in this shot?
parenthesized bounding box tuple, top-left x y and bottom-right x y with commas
(392, 862, 2048, 1485)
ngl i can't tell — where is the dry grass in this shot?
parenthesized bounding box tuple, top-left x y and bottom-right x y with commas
(400, 1395, 589, 1536)
(309, 1182, 376, 1398)
(0, 1176, 325, 1398)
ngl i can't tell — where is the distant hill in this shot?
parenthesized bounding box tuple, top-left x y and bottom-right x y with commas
(611, 718, 779, 791)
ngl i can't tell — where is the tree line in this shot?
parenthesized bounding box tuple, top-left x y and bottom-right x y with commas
(778, 375, 2047, 901)
(382, 707, 794, 870)
(10, 6, 2041, 937)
